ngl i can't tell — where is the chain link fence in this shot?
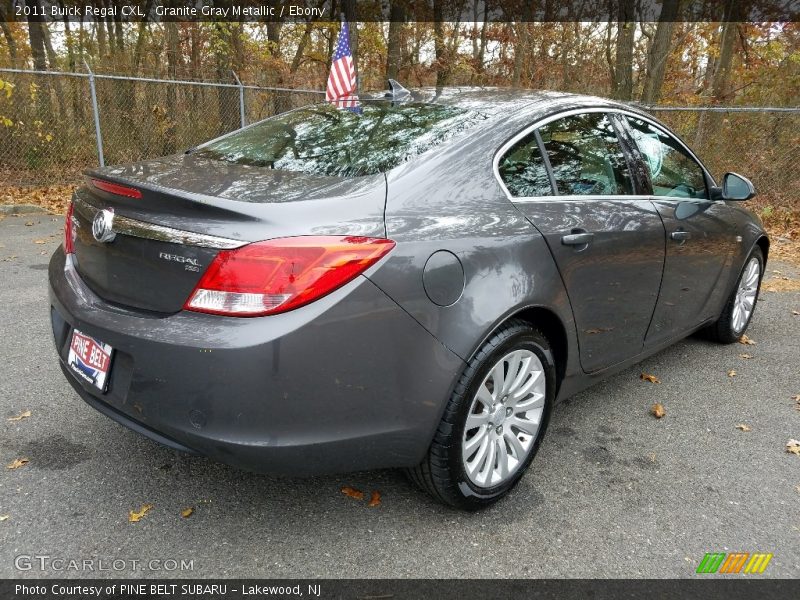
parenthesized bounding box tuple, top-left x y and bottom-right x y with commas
(0, 69, 323, 187)
(644, 106, 798, 211)
(0, 69, 797, 213)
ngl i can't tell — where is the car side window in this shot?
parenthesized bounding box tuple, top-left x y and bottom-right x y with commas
(625, 116, 708, 199)
(497, 131, 554, 197)
(538, 113, 634, 196)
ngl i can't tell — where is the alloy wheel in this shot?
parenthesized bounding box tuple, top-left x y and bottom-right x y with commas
(732, 256, 760, 334)
(461, 349, 546, 488)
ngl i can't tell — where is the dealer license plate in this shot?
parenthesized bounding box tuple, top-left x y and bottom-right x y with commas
(67, 329, 114, 392)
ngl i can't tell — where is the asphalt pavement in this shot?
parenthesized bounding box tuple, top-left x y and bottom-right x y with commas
(1, 212, 799, 579)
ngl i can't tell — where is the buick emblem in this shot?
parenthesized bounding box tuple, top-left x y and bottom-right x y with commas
(92, 209, 116, 243)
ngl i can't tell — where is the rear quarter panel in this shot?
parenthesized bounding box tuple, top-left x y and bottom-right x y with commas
(367, 104, 581, 385)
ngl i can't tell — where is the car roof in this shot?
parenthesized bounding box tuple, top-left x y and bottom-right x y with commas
(361, 86, 649, 136)
(366, 86, 631, 110)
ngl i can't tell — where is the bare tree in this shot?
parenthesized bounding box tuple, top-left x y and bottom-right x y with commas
(512, 3, 534, 88)
(0, 5, 18, 67)
(386, 1, 405, 81)
(610, 0, 636, 100)
(712, 0, 741, 103)
(641, 0, 679, 104)
(25, 0, 48, 71)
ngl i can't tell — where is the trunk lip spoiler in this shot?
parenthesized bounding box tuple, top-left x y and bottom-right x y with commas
(72, 195, 245, 250)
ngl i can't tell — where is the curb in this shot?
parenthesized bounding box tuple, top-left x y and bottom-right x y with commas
(0, 204, 48, 215)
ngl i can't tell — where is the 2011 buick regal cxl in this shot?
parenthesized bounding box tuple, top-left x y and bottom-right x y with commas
(49, 88, 768, 509)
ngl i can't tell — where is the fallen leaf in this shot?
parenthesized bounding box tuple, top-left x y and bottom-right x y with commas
(180, 507, 194, 518)
(368, 490, 382, 508)
(24, 221, 33, 226)
(640, 373, 661, 384)
(787, 440, 800, 456)
(727, 370, 737, 377)
(33, 239, 46, 244)
(341, 486, 364, 501)
(736, 424, 752, 432)
(0, 515, 9, 522)
(738, 335, 756, 345)
(739, 354, 753, 360)
(651, 403, 666, 418)
(6, 458, 29, 469)
(129, 504, 154, 523)
(792, 310, 800, 316)
(7, 410, 31, 422)
(762, 278, 800, 293)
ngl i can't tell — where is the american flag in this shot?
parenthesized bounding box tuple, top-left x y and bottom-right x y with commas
(326, 20, 359, 109)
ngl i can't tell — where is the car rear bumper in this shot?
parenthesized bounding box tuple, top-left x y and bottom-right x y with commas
(49, 248, 464, 476)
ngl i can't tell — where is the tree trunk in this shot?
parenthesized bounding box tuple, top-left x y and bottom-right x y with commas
(0, 6, 18, 67)
(640, 0, 678, 104)
(433, 4, 448, 89)
(96, 17, 107, 60)
(386, 2, 405, 81)
(712, 1, 741, 103)
(42, 24, 67, 116)
(267, 22, 281, 59)
(289, 21, 314, 74)
(512, 22, 529, 88)
(477, 4, 489, 74)
(342, 0, 359, 88)
(611, 0, 636, 100)
(214, 24, 243, 135)
(26, 0, 48, 71)
(163, 21, 180, 154)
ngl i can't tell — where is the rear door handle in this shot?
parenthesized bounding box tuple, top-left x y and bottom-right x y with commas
(561, 232, 594, 246)
(670, 230, 691, 242)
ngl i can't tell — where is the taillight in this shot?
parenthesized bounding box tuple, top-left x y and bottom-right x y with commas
(184, 236, 395, 317)
(90, 178, 142, 199)
(64, 201, 75, 254)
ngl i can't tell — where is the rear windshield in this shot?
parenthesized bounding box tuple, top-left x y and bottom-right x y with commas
(195, 102, 487, 177)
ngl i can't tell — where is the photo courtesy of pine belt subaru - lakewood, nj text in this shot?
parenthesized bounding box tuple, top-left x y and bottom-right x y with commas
(49, 87, 768, 509)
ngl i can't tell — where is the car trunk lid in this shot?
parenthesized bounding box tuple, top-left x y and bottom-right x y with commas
(71, 154, 387, 313)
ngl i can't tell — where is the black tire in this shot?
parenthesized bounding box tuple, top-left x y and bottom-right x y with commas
(704, 246, 764, 344)
(406, 319, 556, 510)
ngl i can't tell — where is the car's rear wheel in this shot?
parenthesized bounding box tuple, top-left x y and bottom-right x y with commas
(407, 320, 555, 510)
(705, 247, 763, 344)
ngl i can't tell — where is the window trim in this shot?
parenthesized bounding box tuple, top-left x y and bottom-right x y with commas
(493, 106, 718, 202)
(616, 113, 714, 201)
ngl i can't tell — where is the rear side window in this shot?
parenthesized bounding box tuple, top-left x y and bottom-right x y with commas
(497, 131, 553, 197)
(539, 113, 634, 196)
(625, 116, 708, 199)
(195, 102, 487, 178)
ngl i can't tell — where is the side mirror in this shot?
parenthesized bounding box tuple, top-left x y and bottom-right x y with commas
(722, 172, 756, 201)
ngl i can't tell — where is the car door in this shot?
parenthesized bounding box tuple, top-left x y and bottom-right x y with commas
(618, 115, 738, 346)
(497, 110, 665, 373)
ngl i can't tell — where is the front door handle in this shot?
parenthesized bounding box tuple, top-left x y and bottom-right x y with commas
(561, 232, 594, 246)
(670, 230, 691, 242)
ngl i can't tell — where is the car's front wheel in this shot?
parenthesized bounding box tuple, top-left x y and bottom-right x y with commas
(407, 320, 555, 510)
(705, 246, 764, 343)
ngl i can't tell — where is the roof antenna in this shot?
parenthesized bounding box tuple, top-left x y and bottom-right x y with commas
(386, 79, 411, 101)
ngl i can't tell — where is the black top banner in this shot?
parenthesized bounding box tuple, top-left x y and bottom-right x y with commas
(3, 0, 800, 23)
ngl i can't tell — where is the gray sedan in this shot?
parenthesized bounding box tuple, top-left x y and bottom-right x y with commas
(48, 88, 767, 509)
